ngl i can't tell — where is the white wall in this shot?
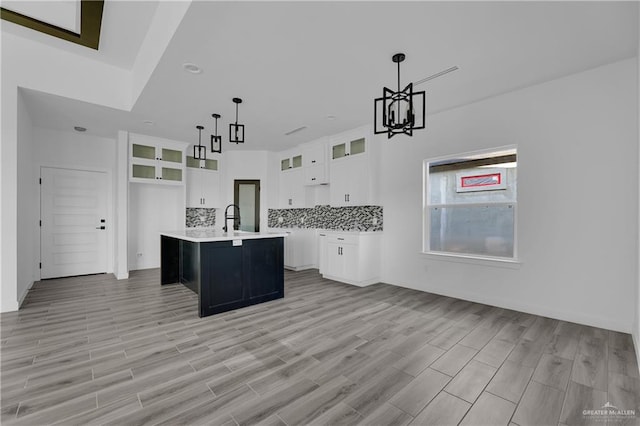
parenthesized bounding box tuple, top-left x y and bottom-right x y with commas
(380, 58, 639, 333)
(32, 127, 118, 277)
(222, 151, 272, 233)
(128, 183, 184, 270)
(635, 8, 640, 370)
(16, 91, 37, 306)
(0, 7, 187, 311)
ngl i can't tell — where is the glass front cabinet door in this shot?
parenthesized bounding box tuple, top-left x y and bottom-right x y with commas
(129, 138, 186, 184)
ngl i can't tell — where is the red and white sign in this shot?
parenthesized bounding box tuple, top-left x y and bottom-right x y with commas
(456, 169, 507, 192)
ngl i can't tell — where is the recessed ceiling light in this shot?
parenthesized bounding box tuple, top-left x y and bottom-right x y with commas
(326, 115, 336, 120)
(182, 62, 202, 74)
(143, 120, 154, 126)
(74, 126, 86, 132)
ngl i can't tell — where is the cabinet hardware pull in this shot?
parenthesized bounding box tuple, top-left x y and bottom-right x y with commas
(311, 160, 316, 163)
(311, 178, 316, 181)
(338, 238, 344, 240)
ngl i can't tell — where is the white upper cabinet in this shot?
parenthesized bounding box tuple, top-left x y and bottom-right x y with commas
(279, 167, 305, 208)
(275, 127, 377, 208)
(329, 126, 377, 207)
(185, 155, 221, 208)
(129, 133, 188, 185)
(302, 137, 329, 186)
(303, 141, 327, 167)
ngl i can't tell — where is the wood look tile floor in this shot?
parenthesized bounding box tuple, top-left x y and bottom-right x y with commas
(1, 269, 639, 426)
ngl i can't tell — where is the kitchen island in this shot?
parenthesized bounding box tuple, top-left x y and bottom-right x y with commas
(160, 229, 287, 317)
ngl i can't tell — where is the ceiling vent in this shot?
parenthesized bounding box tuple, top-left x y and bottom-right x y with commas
(284, 126, 307, 136)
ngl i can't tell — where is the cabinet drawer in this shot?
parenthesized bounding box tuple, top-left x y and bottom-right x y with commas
(326, 234, 359, 245)
(304, 164, 327, 185)
(303, 144, 326, 166)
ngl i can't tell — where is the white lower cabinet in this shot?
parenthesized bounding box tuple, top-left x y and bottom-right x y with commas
(322, 232, 381, 286)
(282, 228, 317, 271)
(317, 231, 328, 274)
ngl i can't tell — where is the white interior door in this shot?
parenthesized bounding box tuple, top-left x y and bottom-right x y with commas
(41, 167, 108, 279)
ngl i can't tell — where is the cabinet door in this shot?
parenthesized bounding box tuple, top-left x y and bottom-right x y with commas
(326, 242, 345, 278)
(341, 243, 359, 281)
(329, 160, 350, 207)
(302, 229, 318, 267)
(200, 242, 244, 316)
(345, 154, 369, 205)
(281, 158, 291, 171)
(318, 233, 327, 274)
(132, 143, 157, 160)
(304, 144, 325, 166)
(349, 137, 366, 156)
(201, 171, 220, 208)
(161, 147, 183, 163)
(186, 169, 202, 207)
(244, 238, 284, 300)
(332, 143, 347, 160)
(289, 168, 305, 207)
(304, 164, 326, 185)
(283, 230, 298, 268)
(279, 171, 293, 208)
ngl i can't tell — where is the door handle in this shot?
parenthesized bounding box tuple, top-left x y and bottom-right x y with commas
(96, 226, 106, 230)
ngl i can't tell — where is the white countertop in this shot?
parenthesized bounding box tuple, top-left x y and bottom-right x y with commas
(161, 229, 288, 243)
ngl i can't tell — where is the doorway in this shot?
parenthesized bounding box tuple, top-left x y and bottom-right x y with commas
(234, 180, 260, 232)
(40, 167, 109, 279)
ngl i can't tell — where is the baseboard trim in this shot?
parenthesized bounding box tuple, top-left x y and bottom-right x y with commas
(633, 329, 640, 377)
(18, 279, 35, 308)
(115, 272, 129, 280)
(323, 274, 379, 287)
(382, 279, 632, 333)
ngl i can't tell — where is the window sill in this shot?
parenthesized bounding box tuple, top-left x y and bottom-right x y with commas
(421, 251, 522, 269)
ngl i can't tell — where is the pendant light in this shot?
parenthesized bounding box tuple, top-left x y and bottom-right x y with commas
(229, 97, 245, 144)
(374, 53, 426, 139)
(210, 114, 222, 153)
(194, 125, 206, 160)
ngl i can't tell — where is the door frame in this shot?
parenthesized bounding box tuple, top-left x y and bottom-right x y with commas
(39, 165, 114, 280)
(233, 179, 260, 232)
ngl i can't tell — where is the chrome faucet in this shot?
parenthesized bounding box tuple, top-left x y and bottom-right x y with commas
(223, 204, 241, 233)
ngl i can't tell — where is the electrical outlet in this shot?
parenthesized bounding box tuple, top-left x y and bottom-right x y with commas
(372, 217, 378, 225)
(199, 216, 206, 222)
(278, 217, 283, 223)
(300, 217, 305, 224)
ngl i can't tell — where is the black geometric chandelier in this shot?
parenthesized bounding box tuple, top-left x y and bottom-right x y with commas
(374, 53, 426, 139)
(210, 113, 222, 153)
(229, 97, 245, 144)
(194, 125, 206, 160)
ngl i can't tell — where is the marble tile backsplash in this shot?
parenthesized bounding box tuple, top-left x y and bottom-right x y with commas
(268, 205, 383, 231)
(186, 208, 216, 228)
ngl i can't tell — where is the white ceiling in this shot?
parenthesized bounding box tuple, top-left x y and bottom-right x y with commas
(3, 0, 81, 33)
(21, 1, 639, 152)
(1, 0, 159, 69)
